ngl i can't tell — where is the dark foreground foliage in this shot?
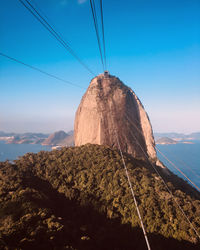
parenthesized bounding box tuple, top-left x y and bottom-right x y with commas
(0, 144, 200, 249)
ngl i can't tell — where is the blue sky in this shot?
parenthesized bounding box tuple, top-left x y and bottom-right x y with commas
(0, 0, 200, 133)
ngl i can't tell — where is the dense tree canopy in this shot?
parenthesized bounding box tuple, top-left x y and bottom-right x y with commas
(0, 144, 199, 249)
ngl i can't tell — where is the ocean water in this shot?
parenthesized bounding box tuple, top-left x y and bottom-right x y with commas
(156, 141, 200, 190)
(0, 140, 199, 191)
(0, 141, 51, 162)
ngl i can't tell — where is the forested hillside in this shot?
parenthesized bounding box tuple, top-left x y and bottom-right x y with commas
(0, 144, 200, 249)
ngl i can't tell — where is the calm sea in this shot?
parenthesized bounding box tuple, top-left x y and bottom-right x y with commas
(0, 140, 199, 190)
(156, 141, 200, 190)
(0, 141, 51, 162)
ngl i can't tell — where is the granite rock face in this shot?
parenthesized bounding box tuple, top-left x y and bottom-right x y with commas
(74, 74, 157, 162)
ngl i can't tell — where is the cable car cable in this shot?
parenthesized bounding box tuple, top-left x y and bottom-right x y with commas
(100, 0, 107, 70)
(0, 52, 85, 89)
(18, 0, 95, 76)
(124, 113, 200, 240)
(89, 0, 105, 71)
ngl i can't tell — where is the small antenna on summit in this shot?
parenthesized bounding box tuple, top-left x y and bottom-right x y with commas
(104, 70, 109, 78)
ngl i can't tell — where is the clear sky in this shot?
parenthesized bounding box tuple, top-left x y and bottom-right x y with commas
(0, 0, 200, 134)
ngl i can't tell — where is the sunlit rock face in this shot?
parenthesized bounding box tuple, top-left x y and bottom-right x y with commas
(74, 73, 157, 162)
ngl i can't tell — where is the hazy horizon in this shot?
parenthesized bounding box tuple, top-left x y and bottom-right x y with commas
(0, 123, 199, 135)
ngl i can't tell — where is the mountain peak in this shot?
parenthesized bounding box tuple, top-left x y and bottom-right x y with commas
(74, 75, 157, 162)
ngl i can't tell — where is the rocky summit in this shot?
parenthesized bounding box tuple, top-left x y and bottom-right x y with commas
(74, 73, 157, 162)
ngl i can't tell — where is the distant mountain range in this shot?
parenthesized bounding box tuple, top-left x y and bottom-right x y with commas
(154, 132, 200, 141)
(156, 137, 178, 145)
(42, 130, 74, 146)
(0, 131, 49, 138)
(0, 130, 74, 147)
(0, 132, 49, 144)
(0, 131, 199, 146)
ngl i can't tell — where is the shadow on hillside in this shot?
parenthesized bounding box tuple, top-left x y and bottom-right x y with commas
(10, 175, 198, 250)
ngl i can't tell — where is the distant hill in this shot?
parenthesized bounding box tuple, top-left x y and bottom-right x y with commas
(58, 134, 74, 146)
(0, 130, 74, 146)
(0, 131, 16, 137)
(66, 130, 74, 136)
(156, 137, 177, 144)
(189, 132, 200, 140)
(0, 131, 49, 138)
(42, 130, 74, 146)
(154, 132, 200, 141)
(1, 131, 199, 145)
(5, 133, 49, 144)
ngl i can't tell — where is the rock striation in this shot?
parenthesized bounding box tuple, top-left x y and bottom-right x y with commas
(74, 73, 157, 162)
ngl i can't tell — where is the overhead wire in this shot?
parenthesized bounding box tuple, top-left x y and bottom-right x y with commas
(89, 0, 105, 71)
(123, 108, 200, 184)
(0, 52, 85, 89)
(124, 111, 200, 190)
(31, 0, 76, 56)
(32, 0, 71, 45)
(115, 133, 151, 250)
(156, 147, 200, 192)
(31, 0, 55, 27)
(124, 113, 200, 240)
(109, 106, 151, 249)
(155, 140, 200, 180)
(124, 108, 200, 191)
(167, 154, 200, 180)
(18, 0, 95, 76)
(8, 0, 199, 242)
(99, 0, 107, 70)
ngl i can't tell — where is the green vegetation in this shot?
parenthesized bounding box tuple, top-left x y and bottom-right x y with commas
(0, 144, 200, 249)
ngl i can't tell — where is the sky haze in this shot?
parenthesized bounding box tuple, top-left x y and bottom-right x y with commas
(1, 0, 200, 134)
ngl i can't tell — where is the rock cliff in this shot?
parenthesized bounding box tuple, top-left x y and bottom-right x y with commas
(74, 73, 157, 162)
